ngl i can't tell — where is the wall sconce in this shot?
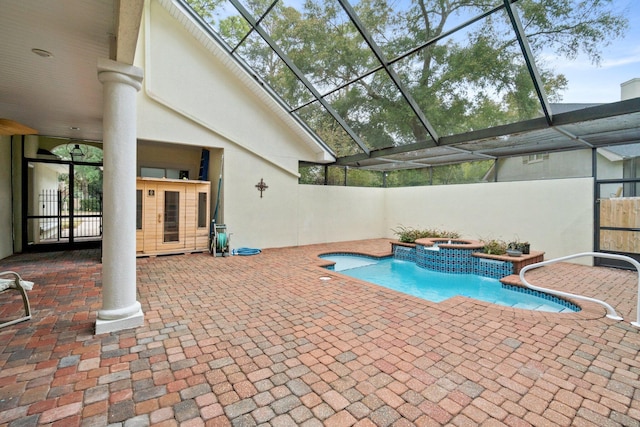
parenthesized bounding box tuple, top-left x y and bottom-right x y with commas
(68, 143, 85, 162)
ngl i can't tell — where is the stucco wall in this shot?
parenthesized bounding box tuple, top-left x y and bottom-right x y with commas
(622, 78, 640, 100)
(137, 140, 203, 180)
(0, 136, 13, 259)
(296, 185, 385, 246)
(384, 178, 594, 262)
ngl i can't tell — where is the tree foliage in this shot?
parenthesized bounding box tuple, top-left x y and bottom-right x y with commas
(52, 144, 104, 196)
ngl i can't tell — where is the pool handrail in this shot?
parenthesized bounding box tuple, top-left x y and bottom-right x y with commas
(519, 252, 640, 327)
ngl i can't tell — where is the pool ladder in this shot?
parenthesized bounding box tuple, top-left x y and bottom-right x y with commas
(519, 252, 640, 328)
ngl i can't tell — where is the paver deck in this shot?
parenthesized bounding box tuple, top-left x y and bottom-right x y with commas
(1, 239, 639, 426)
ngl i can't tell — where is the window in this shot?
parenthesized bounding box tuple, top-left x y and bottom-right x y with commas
(164, 191, 180, 242)
(198, 192, 207, 228)
(141, 167, 185, 179)
(136, 190, 142, 230)
(523, 154, 548, 164)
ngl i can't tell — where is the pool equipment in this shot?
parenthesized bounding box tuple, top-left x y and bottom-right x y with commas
(210, 221, 230, 257)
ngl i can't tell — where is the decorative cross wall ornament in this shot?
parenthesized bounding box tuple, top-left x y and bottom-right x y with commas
(255, 178, 268, 198)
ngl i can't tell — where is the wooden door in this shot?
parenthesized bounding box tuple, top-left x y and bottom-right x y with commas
(156, 184, 187, 252)
(137, 180, 187, 254)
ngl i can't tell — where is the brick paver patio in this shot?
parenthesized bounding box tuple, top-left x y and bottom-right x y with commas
(1, 239, 639, 426)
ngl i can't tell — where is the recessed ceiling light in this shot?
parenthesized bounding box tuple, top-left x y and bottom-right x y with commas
(70, 126, 80, 131)
(31, 48, 53, 58)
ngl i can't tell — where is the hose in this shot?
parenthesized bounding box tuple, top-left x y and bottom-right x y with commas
(216, 232, 227, 251)
(213, 155, 223, 223)
(233, 247, 261, 256)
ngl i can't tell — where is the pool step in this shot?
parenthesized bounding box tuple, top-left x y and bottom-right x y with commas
(499, 274, 522, 285)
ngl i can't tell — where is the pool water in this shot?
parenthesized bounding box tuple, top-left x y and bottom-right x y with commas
(321, 254, 577, 313)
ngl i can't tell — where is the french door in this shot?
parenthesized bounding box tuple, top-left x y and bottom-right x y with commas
(23, 158, 102, 251)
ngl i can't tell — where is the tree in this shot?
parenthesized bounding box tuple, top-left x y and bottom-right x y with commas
(187, 0, 627, 165)
(52, 144, 104, 209)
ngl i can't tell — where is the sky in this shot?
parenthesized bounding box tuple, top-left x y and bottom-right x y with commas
(551, 0, 640, 103)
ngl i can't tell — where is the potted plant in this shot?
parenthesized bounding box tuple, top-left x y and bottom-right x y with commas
(508, 239, 530, 255)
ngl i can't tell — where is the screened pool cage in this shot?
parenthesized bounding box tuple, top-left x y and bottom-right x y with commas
(178, 0, 640, 183)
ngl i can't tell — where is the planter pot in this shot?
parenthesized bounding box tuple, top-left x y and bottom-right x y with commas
(506, 249, 522, 257)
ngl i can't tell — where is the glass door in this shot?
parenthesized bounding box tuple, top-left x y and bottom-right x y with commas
(73, 164, 103, 241)
(154, 184, 186, 252)
(24, 159, 102, 250)
(163, 191, 180, 242)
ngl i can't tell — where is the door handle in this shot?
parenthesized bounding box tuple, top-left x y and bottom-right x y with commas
(158, 213, 162, 223)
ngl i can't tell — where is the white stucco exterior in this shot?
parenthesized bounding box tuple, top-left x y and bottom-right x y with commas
(622, 78, 640, 101)
(384, 178, 594, 262)
(0, 136, 13, 260)
(296, 186, 386, 246)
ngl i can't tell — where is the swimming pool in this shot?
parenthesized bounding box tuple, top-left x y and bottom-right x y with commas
(321, 254, 578, 313)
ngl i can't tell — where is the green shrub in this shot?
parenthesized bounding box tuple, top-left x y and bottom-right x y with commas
(392, 225, 461, 243)
(482, 238, 507, 255)
(80, 198, 101, 212)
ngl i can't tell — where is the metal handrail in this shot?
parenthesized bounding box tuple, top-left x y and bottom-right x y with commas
(519, 252, 640, 327)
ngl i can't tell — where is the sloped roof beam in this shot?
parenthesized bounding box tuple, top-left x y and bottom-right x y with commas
(230, 0, 280, 54)
(553, 126, 594, 148)
(503, 0, 553, 125)
(336, 0, 440, 145)
(447, 146, 497, 160)
(228, 0, 371, 156)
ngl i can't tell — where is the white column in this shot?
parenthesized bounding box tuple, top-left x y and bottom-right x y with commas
(95, 58, 144, 334)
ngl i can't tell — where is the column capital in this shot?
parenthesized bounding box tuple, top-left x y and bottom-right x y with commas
(98, 58, 143, 91)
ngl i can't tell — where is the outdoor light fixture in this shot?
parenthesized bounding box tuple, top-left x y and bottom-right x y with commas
(68, 143, 86, 162)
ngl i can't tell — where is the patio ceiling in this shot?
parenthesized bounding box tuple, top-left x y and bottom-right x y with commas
(0, 0, 143, 142)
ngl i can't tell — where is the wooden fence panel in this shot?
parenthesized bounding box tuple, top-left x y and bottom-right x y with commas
(600, 198, 640, 253)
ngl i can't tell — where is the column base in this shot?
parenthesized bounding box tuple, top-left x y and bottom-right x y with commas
(95, 309, 144, 335)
